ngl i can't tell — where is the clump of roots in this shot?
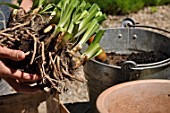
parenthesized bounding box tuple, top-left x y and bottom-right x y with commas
(0, 9, 84, 93)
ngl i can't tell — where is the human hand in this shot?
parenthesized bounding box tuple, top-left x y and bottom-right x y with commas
(0, 46, 41, 93)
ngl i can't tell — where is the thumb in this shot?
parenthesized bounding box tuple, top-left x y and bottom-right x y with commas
(0, 46, 25, 61)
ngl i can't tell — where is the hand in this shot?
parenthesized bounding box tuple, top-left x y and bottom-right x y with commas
(0, 46, 41, 93)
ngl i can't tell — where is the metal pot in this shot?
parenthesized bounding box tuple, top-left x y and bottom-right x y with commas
(84, 27, 170, 112)
(96, 80, 170, 113)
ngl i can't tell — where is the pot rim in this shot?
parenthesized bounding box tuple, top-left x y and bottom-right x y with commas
(96, 79, 170, 113)
(90, 56, 170, 70)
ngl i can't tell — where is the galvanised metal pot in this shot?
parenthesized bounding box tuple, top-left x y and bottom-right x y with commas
(84, 27, 170, 112)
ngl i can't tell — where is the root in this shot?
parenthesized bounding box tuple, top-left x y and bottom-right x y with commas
(26, 29, 38, 65)
(35, 14, 45, 23)
(30, 15, 36, 26)
(41, 42, 46, 61)
(24, 51, 31, 56)
(0, 32, 13, 38)
(0, 8, 86, 93)
(56, 55, 63, 79)
(38, 63, 44, 78)
(44, 76, 60, 93)
(39, 60, 61, 93)
(49, 52, 60, 80)
(0, 37, 7, 43)
(6, 41, 14, 46)
(0, 21, 30, 33)
(61, 67, 85, 83)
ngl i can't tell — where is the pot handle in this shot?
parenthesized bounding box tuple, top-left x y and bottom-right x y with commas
(121, 59, 170, 73)
(121, 61, 137, 73)
(122, 18, 170, 34)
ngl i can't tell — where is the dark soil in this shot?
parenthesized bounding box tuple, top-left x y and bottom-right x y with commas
(106, 51, 169, 66)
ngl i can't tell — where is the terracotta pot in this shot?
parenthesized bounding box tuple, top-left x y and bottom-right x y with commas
(96, 80, 170, 113)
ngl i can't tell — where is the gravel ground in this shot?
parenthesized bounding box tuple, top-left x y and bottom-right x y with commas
(60, 5, 170, 103)
(102, 5, 170, 37)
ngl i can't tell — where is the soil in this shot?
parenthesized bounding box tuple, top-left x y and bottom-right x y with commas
(106, 51, 169, 66)
(108, 95, 170, 113)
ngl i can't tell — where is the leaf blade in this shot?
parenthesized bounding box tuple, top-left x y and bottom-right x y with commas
(0, 2, 20, 9)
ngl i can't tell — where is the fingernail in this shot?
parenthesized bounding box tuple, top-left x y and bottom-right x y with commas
(17, 52, 25, 60)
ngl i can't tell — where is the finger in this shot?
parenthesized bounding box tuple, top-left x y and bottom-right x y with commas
(10, 70, 41, 82)
(0, 46, 25, 61)
(4, 78, 40, 93)
(20, 0, 33, 12)
(0, 63, 41, 82)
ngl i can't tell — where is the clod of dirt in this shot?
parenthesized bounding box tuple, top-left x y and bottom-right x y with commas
(0, 8, 82, 93)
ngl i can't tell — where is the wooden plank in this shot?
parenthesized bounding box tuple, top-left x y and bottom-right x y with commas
(60, 103, 70, 113)
(0, 91, 69, 113)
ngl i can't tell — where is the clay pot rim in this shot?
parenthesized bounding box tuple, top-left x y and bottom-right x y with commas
(96, 79, 170, 113)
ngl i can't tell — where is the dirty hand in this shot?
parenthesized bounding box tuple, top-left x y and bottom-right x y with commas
(0, 46, 41, 93)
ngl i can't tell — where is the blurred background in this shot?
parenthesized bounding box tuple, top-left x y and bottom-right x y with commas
(85, 0, 170, 15)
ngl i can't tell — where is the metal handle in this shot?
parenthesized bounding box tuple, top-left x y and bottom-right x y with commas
(122, 18, 170, 34)
(121, 61, 137, 73)
(128, 24, 170, 34)
(121, 58, 170, 73)
(121, 18, 136, 28)
(132, 60, 170, 70)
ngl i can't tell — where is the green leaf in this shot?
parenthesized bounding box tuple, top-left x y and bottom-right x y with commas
(49, 7, 61, 24)
(32, 0, 48, 10)
(90, 30, 105, 46)
(95, 14, 107, 24)
(78, 19, 99, 45)
(50, 0, 60, 5)
(0, 2, 20, 9)
(78, 4, 99, 31)
(84, 2, 91, 10)
(92, 48, 103, 58)
(17, 0, 22, 5)
(32, 0, 39, 9)
(63, 32, 73, 42)
(39, 4, 54, 14)
(39, 0, 47, 7)
(58, 0, 79, 28)
(83, 43, 100, 60)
